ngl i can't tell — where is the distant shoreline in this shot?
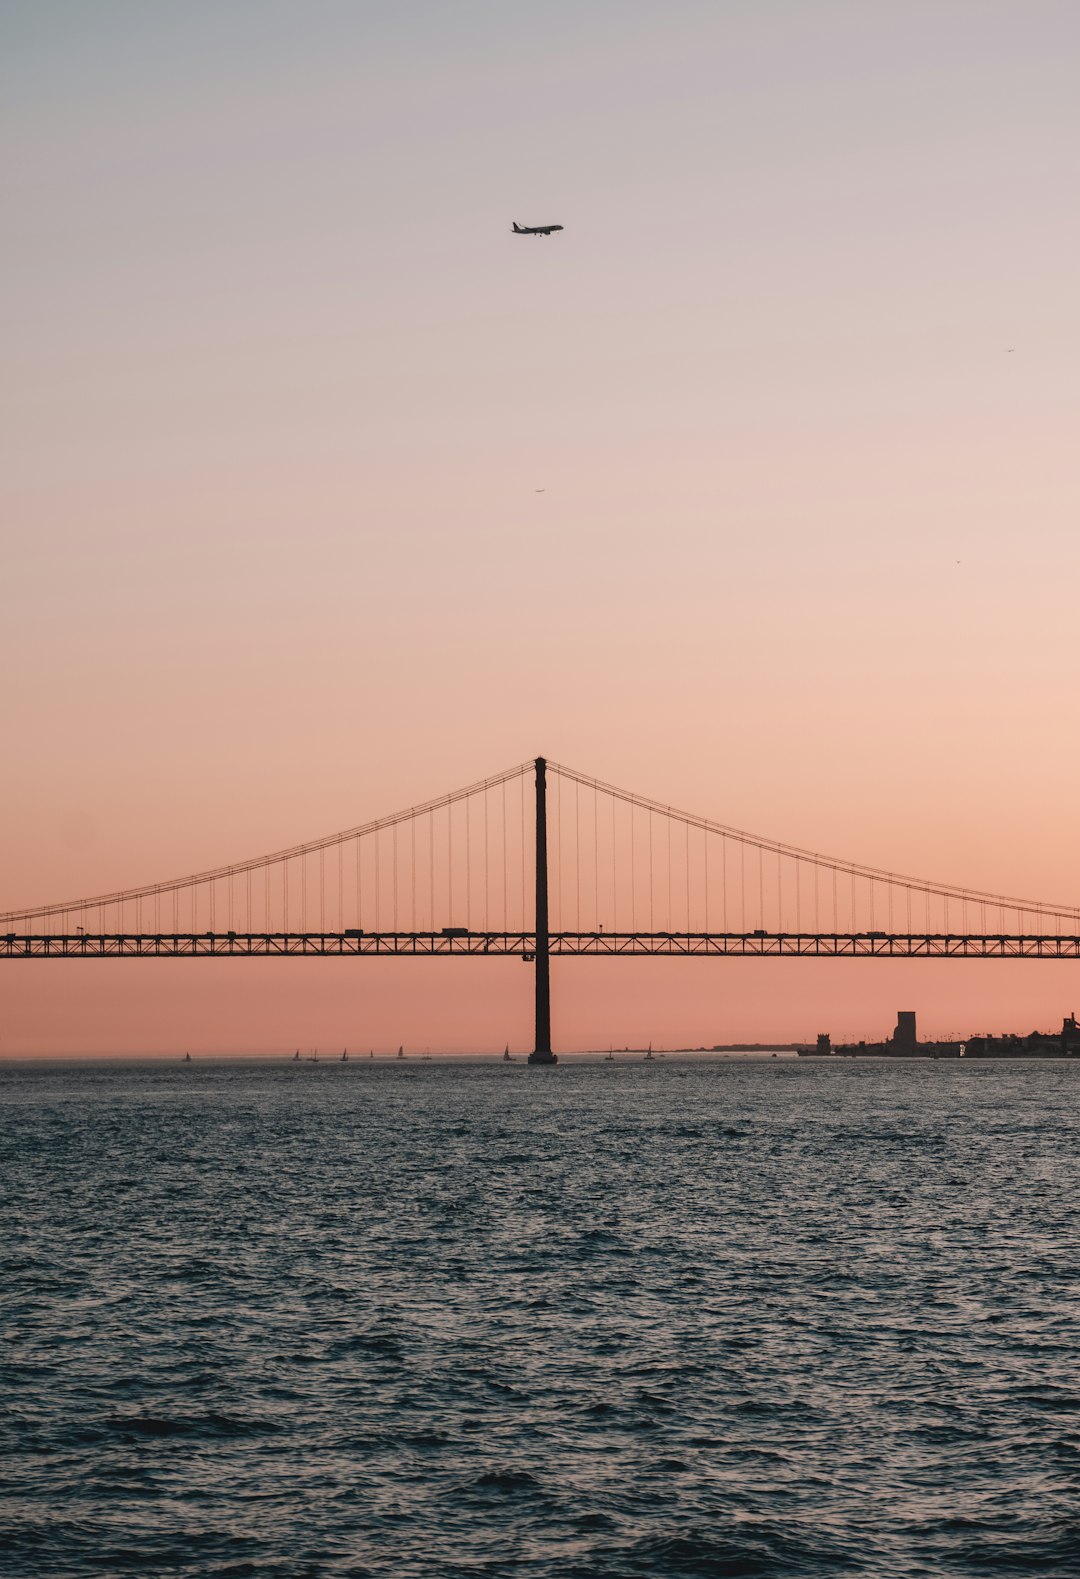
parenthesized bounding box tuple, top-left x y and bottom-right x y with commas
(4, 1048, 1077, 1064)
(0, 1048, 798, 1062)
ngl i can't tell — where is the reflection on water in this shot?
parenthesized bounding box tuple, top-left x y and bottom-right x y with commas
(2, 1057, 1078, 1577)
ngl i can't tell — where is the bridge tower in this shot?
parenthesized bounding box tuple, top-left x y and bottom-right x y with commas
(528, 756, 557, 1064)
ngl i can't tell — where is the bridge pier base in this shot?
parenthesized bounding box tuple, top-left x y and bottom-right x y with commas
(528, 756, 558, 1065)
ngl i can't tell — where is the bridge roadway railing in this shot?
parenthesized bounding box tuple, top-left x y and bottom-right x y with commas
(4, 931, 1080, 959)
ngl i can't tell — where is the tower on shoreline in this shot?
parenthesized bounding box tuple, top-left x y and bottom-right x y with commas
(892, 1011, 917, 1051)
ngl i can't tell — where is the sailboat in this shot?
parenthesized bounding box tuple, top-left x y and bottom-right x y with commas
(644, 1043, 654, 1061)
(397, 1045, 404, 1059)
(292, 1049, 300, 1062)
(184, 1052, 192, 1063)
(308, 1048, 318, 1063)
(341, 1048, 349, 1062)
(604, 1047, 614, 1062)
(503, 1044, 513, 1062)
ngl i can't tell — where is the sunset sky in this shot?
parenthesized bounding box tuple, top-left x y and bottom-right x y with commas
(4, 1, 1079, 1053)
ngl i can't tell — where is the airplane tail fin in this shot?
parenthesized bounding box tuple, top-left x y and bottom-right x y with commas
(512, 222, 522, 232)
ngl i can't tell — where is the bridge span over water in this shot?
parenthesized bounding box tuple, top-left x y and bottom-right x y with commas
(4, 759, 1078, 1062)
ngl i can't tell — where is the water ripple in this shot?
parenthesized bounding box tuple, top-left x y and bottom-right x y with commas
(2, 1057, 1079, 1576)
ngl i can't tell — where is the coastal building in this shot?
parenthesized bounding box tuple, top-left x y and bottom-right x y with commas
(815, 1010, 960, 1058)
(803, 1009, 1080, 1058)
(893, 1011, 917, 1052)
(962, 1014, 1080, 1058)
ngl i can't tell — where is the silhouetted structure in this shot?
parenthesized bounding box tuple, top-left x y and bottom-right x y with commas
(528, 757, 557, 1063)
(893, 1011, 917, 1051)
(816, 1010, 959, 1057)
(9, 757, 1080, 1059)
(963, 1014, 1080, 1058)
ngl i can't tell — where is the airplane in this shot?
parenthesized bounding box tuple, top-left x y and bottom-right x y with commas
(512, 221, 563, 236)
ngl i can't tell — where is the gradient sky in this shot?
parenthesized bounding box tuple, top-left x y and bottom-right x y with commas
(4, 1, 1080, 1052)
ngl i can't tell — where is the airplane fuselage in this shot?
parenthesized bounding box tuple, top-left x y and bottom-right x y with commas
(512, 222, 563, 236)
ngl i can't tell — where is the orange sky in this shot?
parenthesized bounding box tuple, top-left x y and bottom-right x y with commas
(4, 2, 1080, 1053)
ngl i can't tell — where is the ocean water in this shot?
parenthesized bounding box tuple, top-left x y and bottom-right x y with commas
(2, 1056, 1079, 1578)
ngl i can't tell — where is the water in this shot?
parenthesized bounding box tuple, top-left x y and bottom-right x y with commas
(2, 1057, 1078, 1578)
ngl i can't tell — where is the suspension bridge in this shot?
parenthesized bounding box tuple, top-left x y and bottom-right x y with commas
(3, 758, 1079, 1063)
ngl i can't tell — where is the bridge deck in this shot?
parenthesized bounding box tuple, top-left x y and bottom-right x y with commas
(4, 931, 1080, 959)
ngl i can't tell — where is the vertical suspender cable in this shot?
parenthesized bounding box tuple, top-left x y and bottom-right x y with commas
(707, 828, 713, 933)
(812, 861, 818, 932)
(575, 778, 580, 931)
(684, 817, 690, 934)
(593, 781, 599, 932)
(555, 771, 562, 930)
(630, 801, 636, 931)
(611, 789, 617, 935)
(649, 808, 654, 930)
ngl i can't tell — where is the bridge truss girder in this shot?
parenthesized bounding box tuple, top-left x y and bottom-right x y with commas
(4, 931, 1080, 960)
